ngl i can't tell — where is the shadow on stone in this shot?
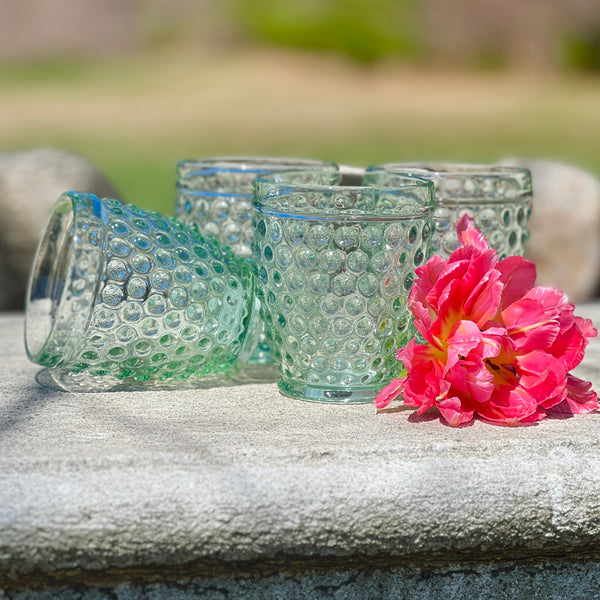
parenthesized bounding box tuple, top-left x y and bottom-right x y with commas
(0, 382, 65, 435)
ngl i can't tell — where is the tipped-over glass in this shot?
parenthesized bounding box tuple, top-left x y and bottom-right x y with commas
(25, 192, 254, 391)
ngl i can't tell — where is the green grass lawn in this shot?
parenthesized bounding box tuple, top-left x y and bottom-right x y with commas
(2, 49, 600, 213)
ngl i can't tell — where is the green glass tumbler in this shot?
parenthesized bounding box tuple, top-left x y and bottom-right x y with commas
(25, 192, 254, 391)
(175, 157, 338, 366)
(176, 157, 338, 259)
(367, 163, 532, 259)
(252, 169, 435, 403)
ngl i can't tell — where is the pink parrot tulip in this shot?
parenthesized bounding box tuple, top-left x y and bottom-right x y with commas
(375, 215, 597, 426)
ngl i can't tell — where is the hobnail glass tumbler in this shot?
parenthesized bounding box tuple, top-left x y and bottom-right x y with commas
(176, 157, 338, 259)
(252, 169, 435, 403)
(368, 163, 532, 259)
(25, 192, 254, 391)
(175, 157, 338, 365)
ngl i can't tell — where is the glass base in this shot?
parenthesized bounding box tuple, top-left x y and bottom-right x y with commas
(278, 379, 377, 404)
(39, 367, 237, 393)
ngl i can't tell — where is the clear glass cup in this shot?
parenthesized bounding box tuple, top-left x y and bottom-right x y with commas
(367, 163, 533, 259)
(252, 169, 435, 403)
(175, 157, 338, 366)
(25, 192, 255, 392)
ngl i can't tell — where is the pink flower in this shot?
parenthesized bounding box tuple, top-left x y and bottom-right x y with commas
(375, 214, 598, 426)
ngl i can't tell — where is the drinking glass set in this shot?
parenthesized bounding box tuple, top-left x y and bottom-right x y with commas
(24, 159, 532, 402)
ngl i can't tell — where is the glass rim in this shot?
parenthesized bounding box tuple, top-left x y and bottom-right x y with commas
(366, 161, 531, 186)
(253, 169, 435, 221)
(177, 156, 338, 178)
(254, 168, 435, 192)
(24, 192, 106, 365)
(369, 162, 532, 201)
(371, 162, 531, 177)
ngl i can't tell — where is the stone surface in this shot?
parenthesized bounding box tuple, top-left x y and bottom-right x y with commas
(2, 304, 600, 597)
(501, 158, 600, 303)
(0, 148, 120, 310)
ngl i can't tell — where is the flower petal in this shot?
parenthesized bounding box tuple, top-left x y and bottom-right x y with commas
(477, 385, 540, 423)
(446, 319, 484, 358)
(437, 395, 475, 427)
(549, 321, 589, 371)
(374, 378, 405, 409)
(478, 326, 507, 359)
(445, 357, 495, 405)
(576, 316, 598, 341)
(497, 255, 537, 310)
(402, 355, 444, 411)
(410, 255, 448, 310)
(464, 276, 503, 327)
(424, 259, 470, 314)
(517, 350, 566, 408)
(546, 374, 598, 415)
(456, 213, 490, 252)
(501, 287, 567, 352)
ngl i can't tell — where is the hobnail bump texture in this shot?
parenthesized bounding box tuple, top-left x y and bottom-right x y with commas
(176, 164, 255, 260)
(368, 164, 533, 259)
(25, 192, 254, 391)
(252, 170, 435, 403)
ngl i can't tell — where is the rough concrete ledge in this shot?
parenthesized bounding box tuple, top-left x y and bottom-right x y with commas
(2, 305, 600, 598)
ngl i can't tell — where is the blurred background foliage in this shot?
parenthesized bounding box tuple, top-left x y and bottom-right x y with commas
(228, 0, 600, 70)
(1, 0, 599, 212)
(228, 0, 423, 63)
